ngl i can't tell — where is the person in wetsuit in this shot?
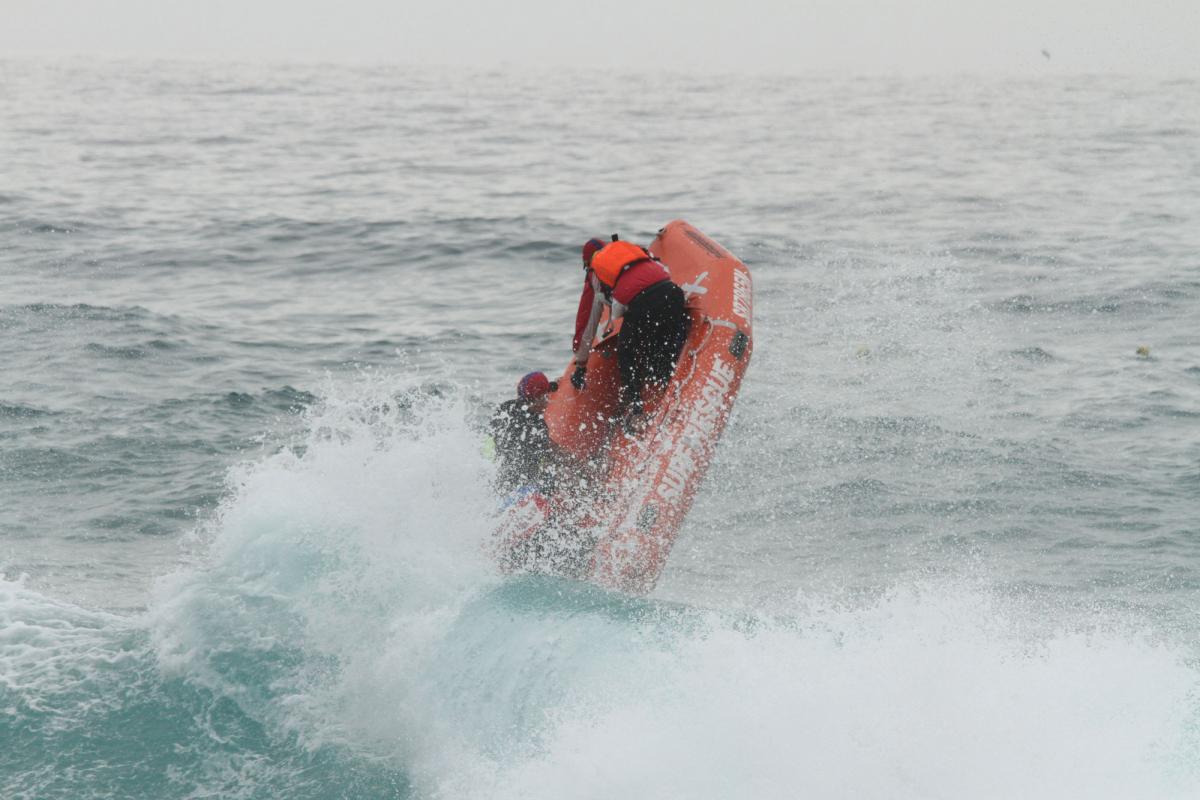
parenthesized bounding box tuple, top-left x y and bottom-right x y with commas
(569, 236, 690, 418)
(491, 371, 600, 577)
(490, 371, 561, 493)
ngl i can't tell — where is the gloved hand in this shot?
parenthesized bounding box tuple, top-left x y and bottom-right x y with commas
(571, 365, 587, 391)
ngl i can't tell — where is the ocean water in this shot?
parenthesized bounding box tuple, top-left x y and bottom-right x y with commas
(2, 56, 1200, 798)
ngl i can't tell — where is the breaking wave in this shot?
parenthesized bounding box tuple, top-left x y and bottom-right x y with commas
(4, 375, 1200, 799)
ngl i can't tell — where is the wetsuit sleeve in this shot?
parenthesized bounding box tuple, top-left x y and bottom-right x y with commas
(572, 274, 595, 353)
(573, 273, 607, 367)
(609, 298, 627, 324)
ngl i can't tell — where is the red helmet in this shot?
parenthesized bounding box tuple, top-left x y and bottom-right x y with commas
(517, 371, 553, 400)
(581, 238, 605, 267)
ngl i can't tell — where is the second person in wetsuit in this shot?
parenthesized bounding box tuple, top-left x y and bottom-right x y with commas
(570, 236, 690, 416)
(491, 371, 561, 493)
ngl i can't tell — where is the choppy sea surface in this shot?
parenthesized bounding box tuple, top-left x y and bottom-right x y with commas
(2, 57, 1199, 798)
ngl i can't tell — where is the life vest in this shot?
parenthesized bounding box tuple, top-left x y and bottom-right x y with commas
(590, 240, 656, 289)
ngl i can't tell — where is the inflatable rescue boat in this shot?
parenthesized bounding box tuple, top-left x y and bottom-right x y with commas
(494, 221, 753, 593)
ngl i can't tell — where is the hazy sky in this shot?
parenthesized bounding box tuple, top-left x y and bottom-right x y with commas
(6, 0, 1199, 74)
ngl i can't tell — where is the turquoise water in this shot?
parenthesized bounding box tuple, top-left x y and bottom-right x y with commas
(2, 57, 1200, 797)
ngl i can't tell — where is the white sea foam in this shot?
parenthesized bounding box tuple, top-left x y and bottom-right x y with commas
(0, 574, 132, 710)
(447, 585, 1200, 800)
(135, 373, 1200, 799)
(147, 372, 500, 761)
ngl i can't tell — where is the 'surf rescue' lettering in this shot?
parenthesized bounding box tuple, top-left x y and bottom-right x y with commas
(657, 358, 737, 501)
(732, 269, 752, 324)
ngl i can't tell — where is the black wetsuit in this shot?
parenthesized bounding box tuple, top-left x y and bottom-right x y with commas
(490, 398, 559, 492)
(617, 280, 689, 411)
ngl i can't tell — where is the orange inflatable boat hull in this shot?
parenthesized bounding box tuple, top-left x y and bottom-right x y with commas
(505, 221, 753, 592)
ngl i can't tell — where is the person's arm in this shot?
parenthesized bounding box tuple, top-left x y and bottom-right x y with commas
(571, 273, 607, 389)
(572, 273, 606, 368)
(607, 297, 627, 330)
(572, 274, 595, 353)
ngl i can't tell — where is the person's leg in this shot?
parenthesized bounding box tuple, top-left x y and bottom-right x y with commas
(643, 283, 687, 388)
(618, 282, 687, 413)
(617, 308, 650, 412)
